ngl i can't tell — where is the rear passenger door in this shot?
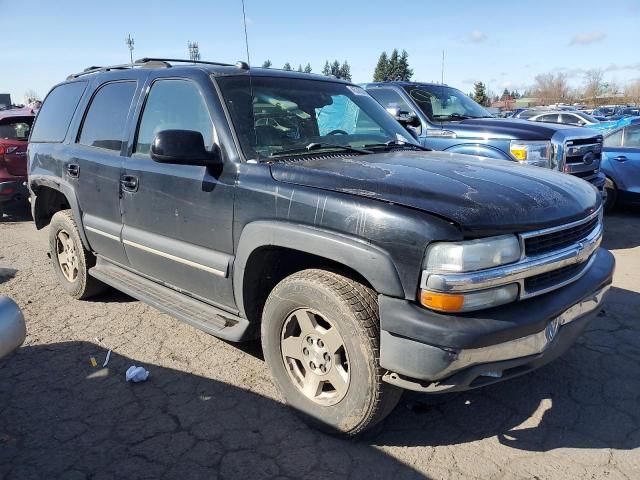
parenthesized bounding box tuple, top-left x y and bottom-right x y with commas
(73, 80, 138, 265)
(120, 76, 237, 309)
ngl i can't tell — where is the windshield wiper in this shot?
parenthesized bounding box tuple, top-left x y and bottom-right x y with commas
(433, 113, 473, 120)
(363, 140, 430, 151)
(271, 142, 373, 157)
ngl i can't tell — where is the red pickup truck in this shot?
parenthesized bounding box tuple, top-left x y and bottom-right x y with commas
(0, 110, 34, 216)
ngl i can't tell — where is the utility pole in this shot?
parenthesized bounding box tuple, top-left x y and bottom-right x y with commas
(125, 34, 135, 65)
(188, 41, 200, 62)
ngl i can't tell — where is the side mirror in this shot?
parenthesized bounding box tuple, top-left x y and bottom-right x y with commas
(151, 130, 221, 167)
(386, 107, 421, 128)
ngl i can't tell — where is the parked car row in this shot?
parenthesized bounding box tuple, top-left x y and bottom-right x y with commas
(25, 58, 615, 435)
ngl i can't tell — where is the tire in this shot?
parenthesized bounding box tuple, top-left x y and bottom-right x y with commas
(261, 269, 402, 436)
(604, 177, 617, 213)
(48, 210, 107, 299)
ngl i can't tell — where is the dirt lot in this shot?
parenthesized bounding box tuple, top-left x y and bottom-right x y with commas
(0, 205, 639, 480)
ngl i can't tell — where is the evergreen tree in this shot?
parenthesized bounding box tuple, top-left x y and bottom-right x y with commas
(304, 63, 312, 73)
(262, 60, 272, 68)
(373, 51, 389, 82)
(501, 88, 510, 100)
(322, 61, 331, 76)
(339, 60, 352, 81)
(282, 62, 292, 71)
(397, 50, 413, 81)
(472, 81, 489, 106)
(297, 64, 303, 72)
(330, 60, 341, 77)
(387, 49, 400, 81)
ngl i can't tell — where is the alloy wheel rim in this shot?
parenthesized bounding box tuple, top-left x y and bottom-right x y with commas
(280, 308, 350, 406)
(55, 230, 79, 282)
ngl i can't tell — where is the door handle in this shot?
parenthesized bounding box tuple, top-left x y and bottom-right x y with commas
(120, 174, 139, 192)
(613, 156, 628, 162)
(67, 164, 80, 178)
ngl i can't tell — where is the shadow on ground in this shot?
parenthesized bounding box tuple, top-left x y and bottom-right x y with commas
(0, 342, 428, 480)
(372, 285, 640, 452)
(0, 202, 31, 223)
(603, 206, 640, 250)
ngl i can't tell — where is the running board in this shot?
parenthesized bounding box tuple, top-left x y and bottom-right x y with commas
(89, 260, 254, 342)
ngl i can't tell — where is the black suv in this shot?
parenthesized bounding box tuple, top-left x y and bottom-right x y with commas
(28, 59, 614, 435)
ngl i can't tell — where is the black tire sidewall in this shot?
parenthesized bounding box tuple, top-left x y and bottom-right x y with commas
(604, 177, 617, 212)
(48, 212, 90, 298)
(262, 276, 379, 434)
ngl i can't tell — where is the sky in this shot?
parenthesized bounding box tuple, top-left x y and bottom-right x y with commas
(1, 0, 639, 103)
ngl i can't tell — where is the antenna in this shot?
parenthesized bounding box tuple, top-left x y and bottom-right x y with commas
(240, 0, 258, 156)
(126, 34, 135, 66)
(441, 49, 445, 85)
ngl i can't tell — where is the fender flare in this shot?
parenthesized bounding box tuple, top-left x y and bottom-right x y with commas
(233, 221, 405, 319)
(30, 175, 92, 251)
(444, 143, 511, 161)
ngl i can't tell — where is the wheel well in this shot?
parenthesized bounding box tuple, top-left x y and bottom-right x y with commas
(32, 186, 71, 230)
(242, 246, 373, 326)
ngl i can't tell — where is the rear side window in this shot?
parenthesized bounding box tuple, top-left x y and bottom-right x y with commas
(78, 81, 137, 151)
(0, 117, 33, 141)
(30, 81, 87, 143)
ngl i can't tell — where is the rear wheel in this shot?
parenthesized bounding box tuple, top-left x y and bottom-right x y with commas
(604, 177, 617, 212)
(261, 269, 402, 436)
(49, 210, 107, 299)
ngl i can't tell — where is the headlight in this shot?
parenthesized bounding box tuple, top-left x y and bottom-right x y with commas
(425, 235, 521, 273)
(510, 140, 552, 168)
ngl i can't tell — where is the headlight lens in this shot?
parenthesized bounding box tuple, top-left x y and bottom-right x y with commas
(420, 284, 519, 312)
(510, 140, 552, 168)
(425, 235, 521, 273)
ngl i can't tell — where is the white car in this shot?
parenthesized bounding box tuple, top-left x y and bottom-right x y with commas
(526, 110, 600, 127)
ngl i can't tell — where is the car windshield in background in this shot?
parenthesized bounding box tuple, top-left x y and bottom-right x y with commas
(575, 111, 598, 123)
(217, 76, 416, 160)
(0, 117, 33, 140)
(402, 85, 492, 122)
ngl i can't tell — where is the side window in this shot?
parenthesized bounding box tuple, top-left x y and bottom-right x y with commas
(135, 79, 213, 155)
(604, 129, 623, 148)
(539, 114, 559, 123)
(30, 81, 87, 143)
(623, 126, 640, 148)
(562, 114, 581, 125)
(78, 81, 137, 151)
(368, 88, 413, 113)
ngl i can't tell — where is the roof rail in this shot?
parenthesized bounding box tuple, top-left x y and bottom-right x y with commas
(135, 57, 237, 68)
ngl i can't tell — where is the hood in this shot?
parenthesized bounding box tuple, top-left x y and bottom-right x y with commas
(269, 151, 600, 236)
(441, 117, 584, 141)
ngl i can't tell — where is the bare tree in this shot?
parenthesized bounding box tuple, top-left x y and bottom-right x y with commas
(583, 69, 604, 105)
(625, 80, 640, 105)
(24, 89, 41, 103)
(532, 72, 572, 105)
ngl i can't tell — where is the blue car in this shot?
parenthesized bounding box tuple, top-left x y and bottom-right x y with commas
(602, 123, 640, 210)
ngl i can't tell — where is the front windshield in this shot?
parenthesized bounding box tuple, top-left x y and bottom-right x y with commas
(402, 85, 492, 122)
(217, 76, 416, 160)
(575, 111, 598, 123)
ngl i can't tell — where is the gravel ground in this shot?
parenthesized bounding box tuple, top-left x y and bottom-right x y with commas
(0, 205, 639, 480)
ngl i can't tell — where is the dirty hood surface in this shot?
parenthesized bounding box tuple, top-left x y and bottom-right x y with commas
(269, 151, 600, 235)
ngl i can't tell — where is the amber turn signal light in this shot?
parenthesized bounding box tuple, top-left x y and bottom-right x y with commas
(420, 290, 465, 312)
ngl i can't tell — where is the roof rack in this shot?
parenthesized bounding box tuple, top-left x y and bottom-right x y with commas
(67, 57, 247, 80)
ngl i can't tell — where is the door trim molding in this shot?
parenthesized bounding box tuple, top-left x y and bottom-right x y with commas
(85, 226, 121, 242)
(122, 239, 227, 277)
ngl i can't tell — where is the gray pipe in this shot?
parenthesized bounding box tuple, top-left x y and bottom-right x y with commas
(0, 296, 26, 360)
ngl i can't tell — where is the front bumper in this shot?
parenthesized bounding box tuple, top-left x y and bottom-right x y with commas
(379, 247, 614, 393)
(0, 179, 29, 204)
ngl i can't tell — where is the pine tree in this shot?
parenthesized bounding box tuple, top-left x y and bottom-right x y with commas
(339, 61, 352, 81)
(387, 49, 400, 81)
(501, 88, 510, 100)
(397, 50, 413, 81)
(322, 61, 331, 76)
(304, 63, 312, 73)
(283, 62, 292, 71)
(373, 51, 389, 82)
(330, 60, 341, 78)
(262, 60, 272, 68)
(297, 64, 303, 72)
(472, 82, 489, 106)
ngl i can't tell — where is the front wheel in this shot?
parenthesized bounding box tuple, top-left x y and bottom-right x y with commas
(261, 269, 402, 436)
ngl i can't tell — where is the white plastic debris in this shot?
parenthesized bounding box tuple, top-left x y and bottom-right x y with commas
(125, 366, 150, 383)
(102, 350, 112, 367)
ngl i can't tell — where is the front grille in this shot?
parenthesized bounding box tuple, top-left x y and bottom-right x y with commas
(524, 215, 599, 257)
(564, 137, 602, 165)
(571, 169, 599, 178)
(525, 262, 584, 292)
